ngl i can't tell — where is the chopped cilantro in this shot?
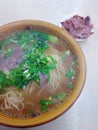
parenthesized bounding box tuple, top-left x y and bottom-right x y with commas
(39, 99, 54, 112)
(0, 71, 11, 90)
(66, 50, 70, 56)
(54, 92, 66, 101)
(54, 94, 59, 99)
(61, 50, 70, 61)
(39, 92, 66, 111)
(29, 109, 33, 113)
(66, 69, 75, 79)
(67, 83, 73, 89)
(48, 97, 52, 101)
(48, 35, 58, 43)
(72, 61, 76, 67)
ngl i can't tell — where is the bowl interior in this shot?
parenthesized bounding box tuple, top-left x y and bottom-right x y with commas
(0, 20, 86, 127)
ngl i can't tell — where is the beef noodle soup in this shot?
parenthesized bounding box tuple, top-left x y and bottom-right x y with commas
(0, 29, 78, 118)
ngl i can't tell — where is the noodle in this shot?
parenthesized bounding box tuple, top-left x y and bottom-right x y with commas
(24, 81, 39, 95)
(46, 46, 66, 90)
(0, 87, 24, 110)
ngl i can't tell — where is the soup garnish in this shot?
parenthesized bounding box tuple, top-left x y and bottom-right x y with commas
(0, 30, 77, 117)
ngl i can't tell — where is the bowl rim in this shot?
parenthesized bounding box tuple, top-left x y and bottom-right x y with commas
(0, 20, 86, 127)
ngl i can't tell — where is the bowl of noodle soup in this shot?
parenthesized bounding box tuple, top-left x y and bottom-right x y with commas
(0, 20, 86, 127)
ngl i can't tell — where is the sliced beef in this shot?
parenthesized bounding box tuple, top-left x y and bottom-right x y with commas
(61, 15, 93, 39)
(5, 47, 23, 70)
(0, 46, 23, 72)
(38, 73, 48, 86)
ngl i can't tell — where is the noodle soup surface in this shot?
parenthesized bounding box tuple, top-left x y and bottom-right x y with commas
(0, 29, 78, 118)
